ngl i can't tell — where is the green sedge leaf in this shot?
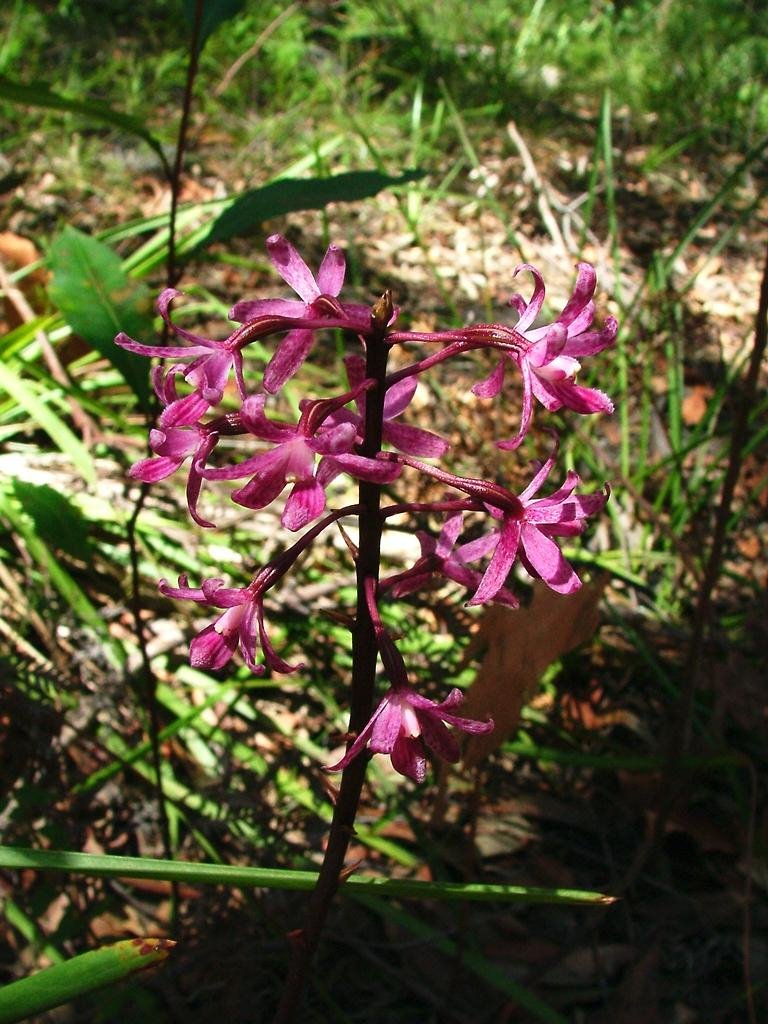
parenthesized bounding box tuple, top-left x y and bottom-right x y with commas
(184, 0, 247, 54)
(197, 170, 424, 249)
(0, 938, 175, 1024)
(0, 75, 166, 168)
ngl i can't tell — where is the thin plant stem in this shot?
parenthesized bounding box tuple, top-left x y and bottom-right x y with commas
(273, 304, 392, 1023)
(167, 0, 205, 290)
(611, 237, 768, 899)
(122, 0, 206, 906)
(676, 235, 768, 752)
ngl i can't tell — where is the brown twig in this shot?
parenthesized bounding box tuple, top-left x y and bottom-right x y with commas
(213, 3, 300, 98)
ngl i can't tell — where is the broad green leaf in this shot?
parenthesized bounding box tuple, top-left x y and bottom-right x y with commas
(0, 75, 167, 169)
(0, 938, 175, 1024)
(47, 227, 151, 409)
(197, 169, 424, 249)
(0, 361, 95, 483)
(0, 847, 613, 906)
(184, 0, 247, 54)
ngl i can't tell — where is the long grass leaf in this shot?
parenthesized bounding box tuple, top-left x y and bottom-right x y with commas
(0, 362, 95, 484)
(0, 847, 612, 905)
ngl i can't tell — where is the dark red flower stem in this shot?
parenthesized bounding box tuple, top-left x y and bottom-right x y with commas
(273, 298, 392, 1023)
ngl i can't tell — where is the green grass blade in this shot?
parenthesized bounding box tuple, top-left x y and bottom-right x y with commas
(0, 847, 612, 906)
(0, 938, 175, 1024)
(1, 898, 64, 966)
(0, 361, 95, 484)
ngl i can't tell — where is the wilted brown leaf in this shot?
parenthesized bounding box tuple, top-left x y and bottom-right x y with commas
(462, 578, 606, 766)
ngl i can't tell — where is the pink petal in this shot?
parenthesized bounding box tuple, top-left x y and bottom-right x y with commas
(114, 331, 209, 359)
(542, 379, 615, 415)
(316, 244, 346, 296)
(129, 455, 182, 483)
(528, 323, 568, 367)
(418, 713, 460, 762)
(185, 350, 232, 403)
(340, 301, 376, 328)
(256, 602, 302, 674)
(471, 359, 505, 399)
(323, 453, 401, 484)
(497, 358, 533, 450)
(240, 395, 299, 443)
(158, 574, 206, 602)
(557, 263, 596, 327)
(456, 529, 500, 563)
(565, 299, 595, 336)
(512, 264, 546, 332)
(229, 297, 306, 322)
(199, 579, 248, 607)
(519, 439, 559, 503)
(369, 697, 406, 753)
(149, 426, 195, 458)
(159, 392, 211, 428)
(468, 518, 521, 606)
(382, 376, 417, 420)
(382, 421, 449, 458)
(230, 453, 290, 508)
(282, 479, 326, 531)
(436, 513, 464, 559)
(390, 734, 426, 782)
(266, 234, 319, 303)
(528, 372, 564, 412)
(323, 701, 386, 772)
(189, 622, 237, 670)
(263, 329, 315, 394)
(564, 316, 618, 357)
(310, 422, 357, 456)
(157, 289, 217, 348)
(519, 523, 580, 593)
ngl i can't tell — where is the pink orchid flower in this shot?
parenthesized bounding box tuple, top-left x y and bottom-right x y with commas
(472, 263, 617, 448)
(116, 289, 249, 428)
(231, 235, 373, 394)
(159, 571, 298, 675)
(325, 631, 492, 782)
(327, 354, 449, 458)
(325, 685, 493, 782)
(199, 394, 400, 531)
(384, 512, 519, 608)
(129, 424, 218, 528)
(467, 440, 609, 605)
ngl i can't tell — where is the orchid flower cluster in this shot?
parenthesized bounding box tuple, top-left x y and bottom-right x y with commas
(118, 234, 616, 783)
